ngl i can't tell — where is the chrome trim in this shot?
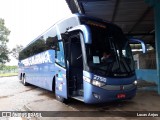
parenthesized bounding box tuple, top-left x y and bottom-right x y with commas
(102, 84, 136, 91)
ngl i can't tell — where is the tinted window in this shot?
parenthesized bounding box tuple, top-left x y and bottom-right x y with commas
(19, 26, 58, 60)
(55, 41, 65, 67)
(80, 18, 134, 77)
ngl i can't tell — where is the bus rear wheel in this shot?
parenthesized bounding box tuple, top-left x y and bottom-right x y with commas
(22, 76, 29, 86)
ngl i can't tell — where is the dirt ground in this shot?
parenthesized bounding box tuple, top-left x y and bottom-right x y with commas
(0, 77, 160, 120)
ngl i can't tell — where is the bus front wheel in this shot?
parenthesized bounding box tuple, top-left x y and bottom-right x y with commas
(56, 95, 67, 103)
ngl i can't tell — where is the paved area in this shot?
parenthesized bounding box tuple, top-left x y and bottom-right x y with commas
(0, 76, 160, 120)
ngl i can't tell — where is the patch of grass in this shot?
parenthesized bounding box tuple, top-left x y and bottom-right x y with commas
(0, 73, 18, 77)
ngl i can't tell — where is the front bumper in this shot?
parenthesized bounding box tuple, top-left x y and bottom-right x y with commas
(83, 81, 137, 104)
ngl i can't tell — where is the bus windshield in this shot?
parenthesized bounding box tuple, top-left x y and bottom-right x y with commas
(86, 24, 135, 77)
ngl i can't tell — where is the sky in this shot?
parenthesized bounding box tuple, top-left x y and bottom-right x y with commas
(0, 0, 71, 65)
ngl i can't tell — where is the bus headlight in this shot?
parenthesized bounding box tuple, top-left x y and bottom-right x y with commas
(92, 80, 105, 87)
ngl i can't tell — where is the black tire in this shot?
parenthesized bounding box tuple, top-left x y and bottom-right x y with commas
(22, 76, 29, 86)
(52, 77, 55, 92)
(56, 95, 67, 103)
(19, 74, 22, 80)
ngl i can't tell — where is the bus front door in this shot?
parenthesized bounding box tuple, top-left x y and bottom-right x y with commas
(67, 34, 83, 97)
(55, 41, 68, 103)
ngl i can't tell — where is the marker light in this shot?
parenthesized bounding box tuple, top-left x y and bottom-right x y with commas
(93, 92, 100, 99)
(134, 80, 138, 85)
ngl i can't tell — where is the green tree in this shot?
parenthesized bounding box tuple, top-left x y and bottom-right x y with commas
(0, 19, 10, 64)
(0, 65, 18, 73)
(11, 45, 24, 60)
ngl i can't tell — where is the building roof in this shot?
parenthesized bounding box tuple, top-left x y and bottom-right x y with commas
(65, 0, 154, 45)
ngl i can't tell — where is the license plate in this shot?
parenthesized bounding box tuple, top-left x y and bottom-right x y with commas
(117, 93, 126, 99)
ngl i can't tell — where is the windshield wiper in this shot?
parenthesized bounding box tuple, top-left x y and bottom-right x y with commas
(121, 58, 132, 72)
(109, 37, 121, 70)
(108, 37, 132, 74)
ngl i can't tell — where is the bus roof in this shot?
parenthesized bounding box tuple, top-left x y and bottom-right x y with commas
(21, 13, 121, 52)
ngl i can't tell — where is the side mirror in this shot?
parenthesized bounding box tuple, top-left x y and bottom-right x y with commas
(67, 25, 92, 44)
(129, 38, 147, 53)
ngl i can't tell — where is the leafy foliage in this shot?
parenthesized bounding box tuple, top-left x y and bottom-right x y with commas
(0, 18, 10, 64)
(11, 45, 24, 60)
(0, 65, 17, 70)
(0, 65, 18, 74)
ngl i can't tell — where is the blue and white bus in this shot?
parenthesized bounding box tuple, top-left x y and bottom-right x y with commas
(18, 14, 137, 104)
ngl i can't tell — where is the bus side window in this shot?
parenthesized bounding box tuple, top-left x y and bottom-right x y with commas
(46, 36, 58, 50)
(43, 26, 58, 50)
(55, 41, 65, 68)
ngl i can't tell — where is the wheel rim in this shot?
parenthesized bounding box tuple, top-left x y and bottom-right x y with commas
(23, 77, 26, 84)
